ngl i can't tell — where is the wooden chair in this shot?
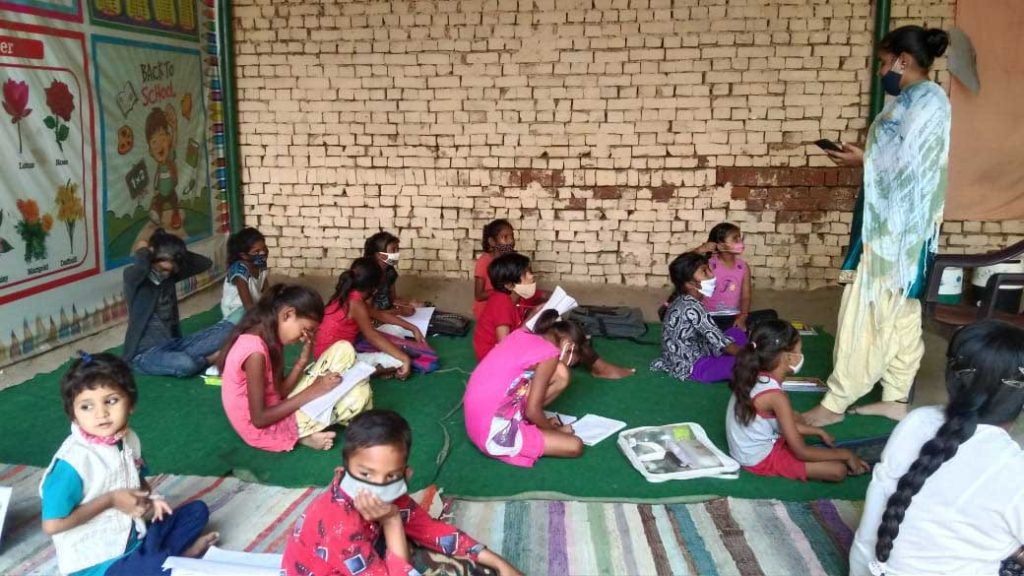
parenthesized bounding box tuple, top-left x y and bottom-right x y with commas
(924, 239, 1024, 333)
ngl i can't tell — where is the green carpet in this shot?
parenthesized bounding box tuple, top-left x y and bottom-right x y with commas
(0, 307, 895, 502)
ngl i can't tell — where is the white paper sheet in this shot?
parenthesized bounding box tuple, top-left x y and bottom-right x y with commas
(571, 414, 627, 446)
(0, 486, 11, 545)
(163, 546, 282, 576)
(301, 361, 377, 425)
(403, 306, 435, 337)
(543, 410, 578, 426)
(524, 286, 577, 331)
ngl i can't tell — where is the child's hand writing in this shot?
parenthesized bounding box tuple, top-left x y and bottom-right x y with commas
(352, 491, 399, 523)
(411, 327, 426, 344)
(111, 489, 152, 518)
(311, 372, 342, 394)
(397, 360, 411, 380)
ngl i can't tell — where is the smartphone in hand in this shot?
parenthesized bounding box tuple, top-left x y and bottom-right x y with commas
(813, 139, 843, 153)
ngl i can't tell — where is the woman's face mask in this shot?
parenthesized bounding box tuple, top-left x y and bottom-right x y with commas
(882, 55, 906, 96)
(340, 471, 408, 504)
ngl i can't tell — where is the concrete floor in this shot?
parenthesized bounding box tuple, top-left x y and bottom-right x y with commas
(0, 274, 951, 408)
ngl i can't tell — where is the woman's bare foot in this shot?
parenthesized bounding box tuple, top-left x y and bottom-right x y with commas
(590, 358, 636, 380)
(183, 531, 219, 558)
(847, 401, 908, 421)
(802, 404, 845, 427)
(299, 431, 336, 451)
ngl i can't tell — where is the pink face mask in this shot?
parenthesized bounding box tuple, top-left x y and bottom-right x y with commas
(726, 242, 745, 254)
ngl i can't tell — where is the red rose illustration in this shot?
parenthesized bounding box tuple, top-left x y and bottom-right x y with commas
(45, 80, 74, 121)
(43, 79, 75, 152)
(3, 79, 32, 154)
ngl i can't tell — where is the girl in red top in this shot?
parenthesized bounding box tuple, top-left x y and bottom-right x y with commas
(315, 258, 412, 379)
(474, 253, 635, 379)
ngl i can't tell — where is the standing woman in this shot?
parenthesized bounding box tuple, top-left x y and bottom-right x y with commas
(804, 26, 951, 426)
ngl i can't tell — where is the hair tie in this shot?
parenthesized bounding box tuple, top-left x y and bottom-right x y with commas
(77, 350, 94, 365)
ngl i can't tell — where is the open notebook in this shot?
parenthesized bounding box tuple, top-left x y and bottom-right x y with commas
(544, 411, 626, 446)
(164, 546, 282, 576)
(525, 286, 578, 331)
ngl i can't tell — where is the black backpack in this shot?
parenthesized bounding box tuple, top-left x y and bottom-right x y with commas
(427, 310, 471, 337)
(566, 305, 647, 340)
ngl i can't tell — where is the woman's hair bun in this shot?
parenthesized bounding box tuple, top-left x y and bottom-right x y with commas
(925, 28, 949, 58)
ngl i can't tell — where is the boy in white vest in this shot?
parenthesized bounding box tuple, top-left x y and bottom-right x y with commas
(40, 352, 218, 575)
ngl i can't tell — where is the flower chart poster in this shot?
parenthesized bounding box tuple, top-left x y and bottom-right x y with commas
(94, 36, 211, 268)
(0, 21, 98, 304)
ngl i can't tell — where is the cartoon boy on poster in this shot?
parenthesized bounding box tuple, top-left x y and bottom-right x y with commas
(144, 103, 182, 229)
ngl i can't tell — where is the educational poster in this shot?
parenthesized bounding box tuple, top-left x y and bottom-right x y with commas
(0, 0, 81, 22)
(87, 0, 199, 41)
(93, 36, 211, 268)
(0, 21, 98, 304)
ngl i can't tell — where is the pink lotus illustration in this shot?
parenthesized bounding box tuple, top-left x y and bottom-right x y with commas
(3, 79, 32, 154)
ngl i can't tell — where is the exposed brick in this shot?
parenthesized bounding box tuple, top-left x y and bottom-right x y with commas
(230, 0, 1011, 292)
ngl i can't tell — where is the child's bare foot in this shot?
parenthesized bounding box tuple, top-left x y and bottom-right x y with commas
(299, 431, 336, 450)
(590, 358, 636, 380)
(802, 404, 845, 427)
(183, 531, 219, 558)
(847, 401, 908, 421)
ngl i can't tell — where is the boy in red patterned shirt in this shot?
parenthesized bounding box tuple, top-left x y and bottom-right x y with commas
(281, 410, 521, 576)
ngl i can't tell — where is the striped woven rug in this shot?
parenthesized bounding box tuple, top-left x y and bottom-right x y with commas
(0, 463, 863, 575)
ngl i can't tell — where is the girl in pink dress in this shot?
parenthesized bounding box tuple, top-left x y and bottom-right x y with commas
(218, 285, 347, 452)
(464, 310, 587, 467)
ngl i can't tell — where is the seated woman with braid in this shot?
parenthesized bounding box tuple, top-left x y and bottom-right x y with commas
(849, 320, 1024, 576)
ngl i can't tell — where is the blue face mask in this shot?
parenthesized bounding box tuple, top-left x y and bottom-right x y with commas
(882, 57, 905, 96)
(250, 253, 268, 269)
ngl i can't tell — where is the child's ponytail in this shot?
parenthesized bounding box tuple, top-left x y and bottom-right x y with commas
(874, 320, 1024, 564)
(218, 284, 325, 380)
(729, 319, 800, 425)
(328, 257, 382, 307)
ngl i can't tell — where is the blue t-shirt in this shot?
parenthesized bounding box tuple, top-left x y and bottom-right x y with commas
(41, 456, 145, 575)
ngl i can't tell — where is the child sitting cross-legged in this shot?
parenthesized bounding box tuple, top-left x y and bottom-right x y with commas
(281, 410, 522, 576)
(41, 352, 218, 576)
(726, 320, 869, 482)
(314, 257, 413, 379)
(219, 284, 372, 453)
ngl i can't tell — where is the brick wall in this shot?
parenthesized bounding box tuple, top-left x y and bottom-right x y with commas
(233, 0, 1024, 290)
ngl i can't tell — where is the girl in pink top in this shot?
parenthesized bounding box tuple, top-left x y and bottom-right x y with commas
(696, 222, 777, 331)
(218, 285, 345, 452)
(464, 310, 587, 467)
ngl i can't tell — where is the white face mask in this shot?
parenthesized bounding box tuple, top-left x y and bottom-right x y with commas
(559, 342, 576, 366)
(789, 353, 805, 375)
(340, 471, 408, 504)
(380, 252, 400, 267)
(512, 281, 537, 300)
(698, 277, 717, 298)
